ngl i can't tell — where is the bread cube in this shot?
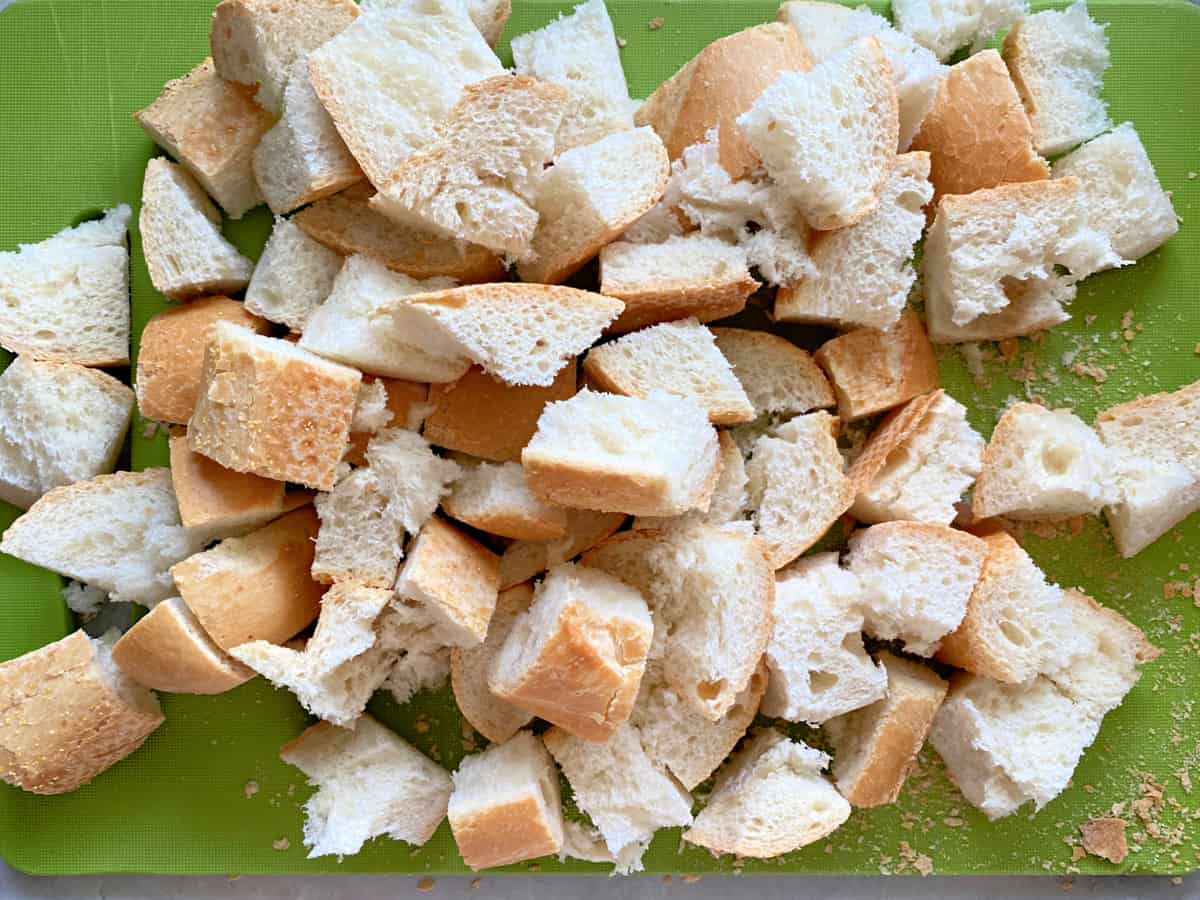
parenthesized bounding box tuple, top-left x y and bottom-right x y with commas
(442, 461, 567, 542)
(168, 431, 290, 533)
(244, 217, 343, 332)
(498, 508, 625, 590)
(711, 328, 835, 419)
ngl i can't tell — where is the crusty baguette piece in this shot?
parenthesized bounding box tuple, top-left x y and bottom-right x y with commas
(169, 431, 293, 534)
(170, 507, 325, 652)
(683, 729, 850, 858)
(112, 596, 254, 694)
(188, 322, 361, 491)
(632, 431, 747, 532)
(0, 357, 134, 509)
(449, 730, 564, 870)
(825, 651, 948, 807)
(814, 308, 940, 421)
(910, 49, 1049, 205)
(442, 460, 567, 542)
(710, 328, 835, 419)
(136, 296, 270, 425)
(292, 183, 505, 283)
(892, 0, 1026, 62)
(244, 216, 343, 332)
(0, 205, 131, 366)
(488, 563, 652, 741)
(635, 23, 813, 178)
(499, 508, 626, 590)
(0, 631, 164, 795)
(135, 58, 272, 218)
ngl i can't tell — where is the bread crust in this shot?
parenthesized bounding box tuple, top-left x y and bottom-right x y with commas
(601, 272, 759, 336)
(169, 432, 287, 531)
(451, 791, 560, 870)
(846, 389, 944, 500)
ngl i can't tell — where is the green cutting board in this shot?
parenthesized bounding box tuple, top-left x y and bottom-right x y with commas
(0, 0, 1198, 878)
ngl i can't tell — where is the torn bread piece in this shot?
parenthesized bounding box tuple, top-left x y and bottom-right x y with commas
(0, 630, 164, 795)
(442, 460, 567, 542)
(683, 729, 850, 859)
(633, 431, 747, 532)
(489, 563, 652, 740)
(0, 205, 130, 366)
(377, 600, 455, 705)
(499, 508, 626, 590)
(280, 715, 451, 857)
(711, 328, 835, 420)
(169, 431, 292, 534)
(893, 0, 1027, 62)
(762, 553, 886, 724)
(139, 158, 254, 300)
(134, 58, 272, 218)
(244, 217, 343, 332)
(825, 651, 948, 808)
(345, 377, 430, 465)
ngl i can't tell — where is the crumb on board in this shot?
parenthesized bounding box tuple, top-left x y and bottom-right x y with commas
(417, 877, 435, 892)
(272, 838, 290, 851)
(243, 780, 259, 799)
(648, 16, 664, 30)
(1080, 816, 1129, 864)
(616, 35, 627, 47)
(470, 878, 481, 890)
(681, 874, 702, 883)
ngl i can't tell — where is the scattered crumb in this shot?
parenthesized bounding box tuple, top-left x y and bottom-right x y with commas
(1172, 876, 1184, 885)
(1070, 361, 1108, 384)
(616, 35, 627, 47)
(1060, 878, 1073, 891)
(1194, 342, 1200, 355)
(1080, 817, 1128, 864)
(243, 780, 259, 799)
(648, 16, 664, 30)
(1070, 845, 1086, 862)
(998, 337, 1020, 361)
(943, 816, 965, 827)
(271, 838, 290, 851)
(682, 874, 702, 883)
(417, 877, 435, 892)
(897, 840, 933, 876)
(1188, 172, 1197, 180)
(662, 875, 673, 885)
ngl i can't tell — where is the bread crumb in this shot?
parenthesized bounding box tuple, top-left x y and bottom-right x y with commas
(271, 838, 290, 851)
(1070, 362, 1108, 384)
(998, 338, 1020, 361)
(1060, 878, 1073, 891)
(648, 16, 664, 29)
(616, 35, 627, 47)
(1188, 172, 1197, 180)
(1172, 877, 1184, 885)
(682, 874, 702, 883)
(243, 780, 259, 799)
(1080, 817, 1128, 864)
(470, 878, 481, 890)
(417, 877, 435, 892)
(943, 816, 965, 827)
(1070, 845, 1086, 862)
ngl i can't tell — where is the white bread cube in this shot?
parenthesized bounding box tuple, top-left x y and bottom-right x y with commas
(188, 322, 361, 491)
(307, 0, 503, 188)
(280, 715, 451, 857)
(848, 389, 985, 525)
(826, 652, 948, 807)
(582, 318, 753, 425)
(893, 0, 1026, 62)
(847, 521, 987, 656)
(372, 75, 567, 257)
(973, 402, 1118, 521)
(210, 0, 359, 117)
(442, 460, 567, 542)
(448, 731, 564, 870)
(633, 431, 747, 532)
(376, 600, 454, 705)
(746, 411, 853, 568)
(929, 673, 1100, 820)
(683, 729, 850, 859)
(598, 235, 759, 334)
(1053, 122, 1178, 263)
(1003, 1, 1111, 157)
(0, 469, 205, 606)
(542, 723, 693, 874)
(762, 553, 886, 724)
(489, 563, 652, 740)
(360, 427, 460, 537)
(244, 217, 343, 332)
(775, 151, 933, 329)
(517, 127, 670, 284)
(522, 389, 720, 518)
(253, 56, 364, 216)
(736, 38, 898, 231)
(512, 0, 633, 154)
(0, 205, 130, 366)
(711, 328, 835, 419)
(135, 58, 272, 218)
(0, 358, 134, 509)
(0, 631, 163, 795)
(312, 469, 402, 588)
(498, 508, 626, 590)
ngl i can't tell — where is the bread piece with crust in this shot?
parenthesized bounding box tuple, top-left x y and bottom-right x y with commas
(169, 431, 289, 534)
(633, 431, 747, 532)
(443, 461, 566, 541)
(244, 217, 343, 332)
(711, 329, 835, 419)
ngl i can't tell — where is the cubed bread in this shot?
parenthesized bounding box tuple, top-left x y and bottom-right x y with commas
(892, 0, 1027, 62)
(910, 50, 1049, 204)
(345, 377, 430, 465)
(450, 584, 535, 743)
(499, 508, 626, 590)
(847, 521, 987, 656)
(929, 673, 1100, 820)
(292, 183, 505, 283)
(373, 76, 566, 256)
(366, 429, 461, 536)
(633, 431, 747, 532)
(737, 38, 898, 231)
(848, 389, 985, 525)
(0, 631, 164, 794)
(583, 318, 753, 425)
(598, 236, 760, 335)
(0, 468, 204, 605)
(523, 389, 720, 518)
(188, 322, 361, 490)
(711, 328, 835, 419)
(683, 729, 850, 859)
(280, 715, 452, 857)
(825, 651, 948, 807)
(972, 402, 1118, 520)
(134, 58, 272, 218)
(111, 596, 254, 694)
(448, 731, 564, 870)
(762, 553, 887, 724)
(376, 600, 455, 705)
(745, 411, 853, 568)
(396, 516, 500, 648)
(442, 461, 567, 542)
(253, 56, 364, 216)
(635, 23, 812, 178)
(543, 723, 693, 874)
(139, 158, 254, 301)
(0, 205, 130, 366)
(168, 431, 294, 534)
(307, 0, 503, 187)
(0, 357, 134, 509)
(170, 507, 325, 651)
(517, 127, 670, 284)
(489, 563, 652, 740)
(814, 308, 939, 421)
(244, 217, 343, 332)
(775, 151, 933, 329)
(1003, 1, 1110, 157)
(210, 0, 359, 117)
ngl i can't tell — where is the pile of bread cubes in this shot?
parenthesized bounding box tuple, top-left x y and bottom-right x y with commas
(0, 0, 1194, 873)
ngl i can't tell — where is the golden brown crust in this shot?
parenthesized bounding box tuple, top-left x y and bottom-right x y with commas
(602, 276, 759, 335)
(846, 390, 944, 499)
(169, 432, 286, 531)
(451, 792, 560, 870)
